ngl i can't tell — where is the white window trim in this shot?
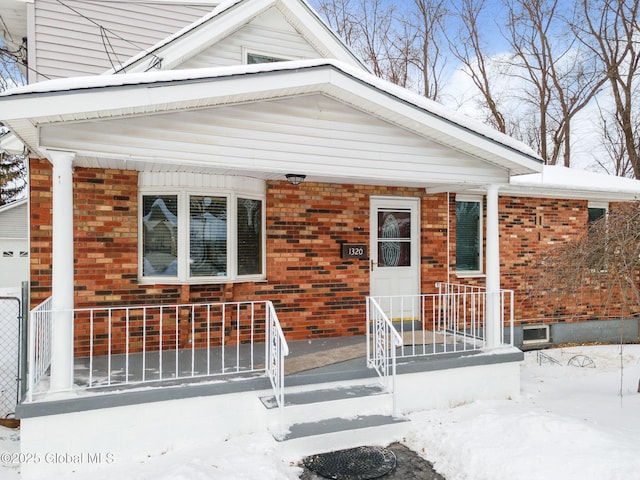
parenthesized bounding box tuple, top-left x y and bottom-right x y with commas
(138, 174, 266, 285)
(243, 47, 297, 64)
(455, 193, 484, 277)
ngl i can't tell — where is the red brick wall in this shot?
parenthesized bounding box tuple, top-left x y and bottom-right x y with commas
(29, 159, 627, 355)
(449, 194, 626, 325)
(29, 161, 452, 354)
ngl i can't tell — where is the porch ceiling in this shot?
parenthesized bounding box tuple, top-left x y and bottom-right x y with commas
(0, 60, 543, 187)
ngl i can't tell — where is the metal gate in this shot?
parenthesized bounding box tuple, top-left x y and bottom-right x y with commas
(0, 295, 21, 418)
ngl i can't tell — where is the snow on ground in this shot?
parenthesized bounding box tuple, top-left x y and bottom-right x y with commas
(2, 345, 640, 479)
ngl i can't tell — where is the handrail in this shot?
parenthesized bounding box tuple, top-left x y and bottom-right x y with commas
(27, 296, 53, 402)
(367, 285, 515, 364)
(265, 301, 289, 433)
(367, 297, 402, 416)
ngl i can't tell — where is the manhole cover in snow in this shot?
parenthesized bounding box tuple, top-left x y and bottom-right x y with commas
(303, 446, 396, 480)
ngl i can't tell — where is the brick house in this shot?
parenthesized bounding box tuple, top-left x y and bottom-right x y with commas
(1, 0, 639, 476)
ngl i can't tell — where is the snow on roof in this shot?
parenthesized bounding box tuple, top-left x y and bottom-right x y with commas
(510, 165, 640, 198)
(105, 0, 244, 74)
(106, 0, 366, 74)
(0, 58, 541, 163)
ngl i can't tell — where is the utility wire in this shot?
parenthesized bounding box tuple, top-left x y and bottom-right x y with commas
(55, 0, 162, 72)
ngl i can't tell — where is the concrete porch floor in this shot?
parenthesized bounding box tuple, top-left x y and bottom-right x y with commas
(17, 331, 522, 420)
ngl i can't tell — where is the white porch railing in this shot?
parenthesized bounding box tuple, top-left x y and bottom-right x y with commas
(368, 282, 514, 361)
(265, 301, 289, 428)
(366, 297, 402, 416)
(27, 297, 53, 402)
(26, 300, 289, 410)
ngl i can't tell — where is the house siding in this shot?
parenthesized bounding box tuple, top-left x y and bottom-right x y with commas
(180, 7, 322, 69)
(32, 0, 215, 80)
(29, 159, 630, 356)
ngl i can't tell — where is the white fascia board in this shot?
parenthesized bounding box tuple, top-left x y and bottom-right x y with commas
(1, 60, 541, 172)
(122, 0, 274, 73)
(325, 69, 542, 174)
(505, 165, 640, 201)
(280, 0, 369, 70)
(118, 0, 366, 74)
(0, 67, 332, 121)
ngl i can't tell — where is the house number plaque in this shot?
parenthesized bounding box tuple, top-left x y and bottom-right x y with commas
(341, 244, 367, 259)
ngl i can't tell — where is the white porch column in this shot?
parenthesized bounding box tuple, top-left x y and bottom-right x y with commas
(485, 184, 502, 350)
(48, 150, 76, 391)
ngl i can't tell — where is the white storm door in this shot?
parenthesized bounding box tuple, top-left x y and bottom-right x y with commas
(370, 197, 420, 306)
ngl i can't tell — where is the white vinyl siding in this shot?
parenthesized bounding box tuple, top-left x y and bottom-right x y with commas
(180, 7, 320, 69)
(0, 201, 28, 239)
(43, 94, 508, 185)
(33, 0, 215, 79)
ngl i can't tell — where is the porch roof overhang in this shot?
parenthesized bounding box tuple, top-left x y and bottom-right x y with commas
(0, 59, 543, 187)
(505, 165, 640, 202)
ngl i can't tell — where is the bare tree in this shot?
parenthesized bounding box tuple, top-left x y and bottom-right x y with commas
(504, 0, 605, 166)
(403, 0, 449, 101)
(593, 99, 637, 177)
(313, 0, 361, 50)
(0, 39, 26, 91)
(312, 0, 407, 86)
(447, 0, 508, 133)
(574, 0, 640, 178)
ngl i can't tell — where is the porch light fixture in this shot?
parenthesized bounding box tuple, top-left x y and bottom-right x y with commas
(285, 173, 306, 185)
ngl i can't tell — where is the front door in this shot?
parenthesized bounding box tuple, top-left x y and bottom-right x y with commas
(370, 197, 420, 304)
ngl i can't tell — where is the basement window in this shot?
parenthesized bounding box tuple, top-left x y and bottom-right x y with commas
(522, 325, 550, 345)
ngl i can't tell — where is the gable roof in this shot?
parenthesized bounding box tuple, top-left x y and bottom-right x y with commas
(0, 59, 543, 182)
(109, 0, 368, 74)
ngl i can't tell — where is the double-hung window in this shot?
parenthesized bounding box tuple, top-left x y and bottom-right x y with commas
(455, 195, 483, 274)
(140, 174, 265, 283)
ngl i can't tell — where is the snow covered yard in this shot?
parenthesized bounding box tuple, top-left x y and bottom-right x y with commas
(1, 345, 639, 479)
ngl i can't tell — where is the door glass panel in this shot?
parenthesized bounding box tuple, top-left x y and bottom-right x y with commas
(377, 210, 411, 267)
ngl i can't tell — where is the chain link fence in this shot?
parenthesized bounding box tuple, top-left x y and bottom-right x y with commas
(0, 295, 21, 418)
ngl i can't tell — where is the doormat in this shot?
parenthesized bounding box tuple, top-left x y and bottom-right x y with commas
(302, 446, 396, 480)
(284, 343, 366, 375)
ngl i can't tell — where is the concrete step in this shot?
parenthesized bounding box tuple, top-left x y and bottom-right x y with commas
(260, 384, 386, 408)
(274, 414, 410, 460)
(261, 383, 392, 426)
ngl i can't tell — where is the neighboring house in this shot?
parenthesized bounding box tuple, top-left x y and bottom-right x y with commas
(0, 199, 28, 289)
(0, 0, 639, 476)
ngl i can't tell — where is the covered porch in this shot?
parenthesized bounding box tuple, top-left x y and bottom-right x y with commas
(22, 282, 516, 404)
(17, 286, 522, 478)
